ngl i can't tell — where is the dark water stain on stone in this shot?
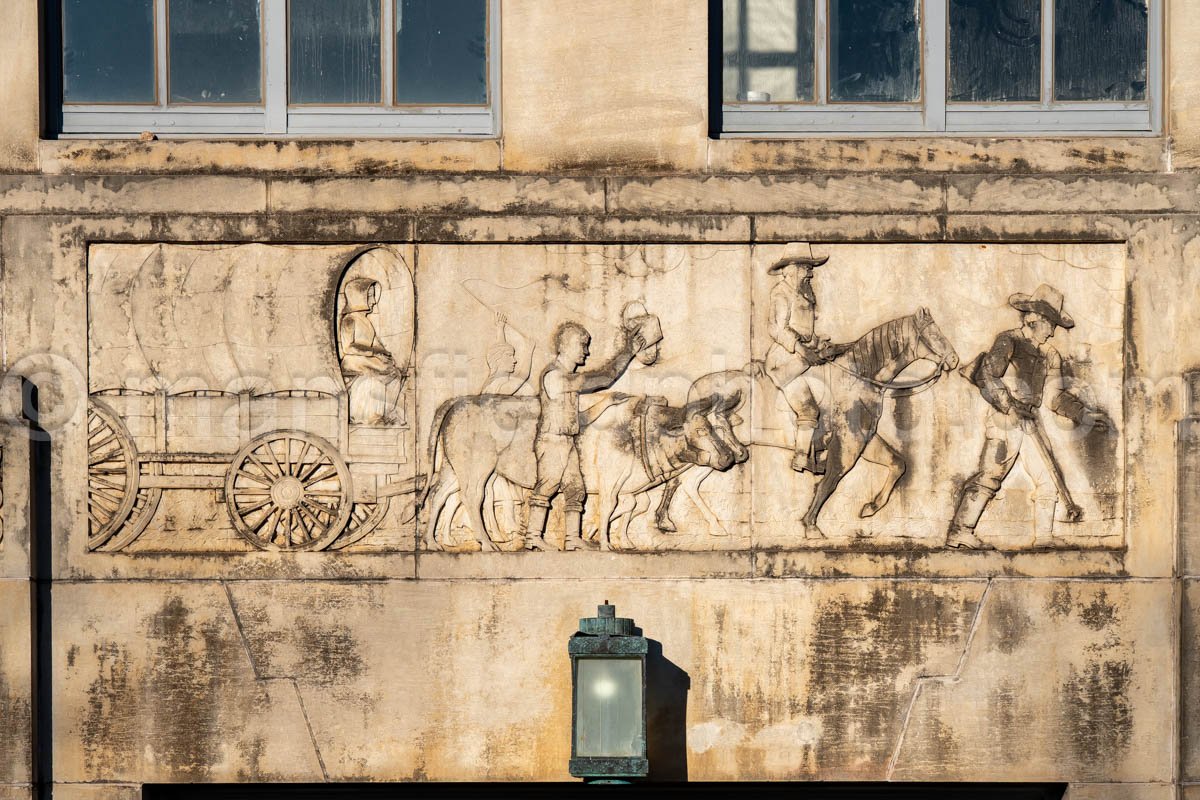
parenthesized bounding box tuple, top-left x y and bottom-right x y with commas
(295, 618, 365, 687)
(988, 593, 1032, 655)
(1078, 590, 1120, 631)
(1060, 659, 1133, 769)
(66, 644, 80, 668)
(0, 663, 32, 781)
(987, 679, 1029, 765)
(145, 595, 244, 779)
(1045, 585, 1073, 619)
(81, 641, 137, 779)
(802, 587, 979, 771)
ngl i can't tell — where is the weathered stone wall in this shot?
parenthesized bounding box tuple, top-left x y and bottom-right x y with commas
(0, 1, 1198, 799)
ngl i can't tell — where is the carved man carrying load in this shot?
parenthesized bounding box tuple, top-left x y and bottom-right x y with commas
(947, 284, 1112, 550)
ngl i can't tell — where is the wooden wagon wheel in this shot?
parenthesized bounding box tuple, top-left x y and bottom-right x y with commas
(87, 399, 142, 550)
(327, 497, 392, 550)
(225, 431, 352, 552)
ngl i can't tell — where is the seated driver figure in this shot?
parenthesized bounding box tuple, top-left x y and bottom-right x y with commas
(339, 277, 405, 425)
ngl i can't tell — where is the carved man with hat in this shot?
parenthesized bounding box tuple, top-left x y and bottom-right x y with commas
(764, 243, 835, 474)
(947, 284, 1113, 550)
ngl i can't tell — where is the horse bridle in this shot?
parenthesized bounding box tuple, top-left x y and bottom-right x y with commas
(829, 314, 950, 397)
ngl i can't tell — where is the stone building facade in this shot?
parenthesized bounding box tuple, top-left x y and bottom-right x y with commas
(1, 0, 1199, 797)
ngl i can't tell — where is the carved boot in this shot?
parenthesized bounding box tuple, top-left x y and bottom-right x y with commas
(523, 503, 552, 551)
(946, 484, 996, 550)
(1031, 498, 1061, 549)
(790, 425, 819, 474)
(946, 525, 993, 550)
(563, 509, 592, 551)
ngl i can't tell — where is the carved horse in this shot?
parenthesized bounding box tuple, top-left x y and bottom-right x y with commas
(801, 307, 958, 538)
(655, 308, 959, 539)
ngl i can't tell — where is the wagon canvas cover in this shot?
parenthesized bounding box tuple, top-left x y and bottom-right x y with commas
(89, 243, 362, 395)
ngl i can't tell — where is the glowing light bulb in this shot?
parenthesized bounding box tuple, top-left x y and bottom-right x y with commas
(592, 677, 617, 699)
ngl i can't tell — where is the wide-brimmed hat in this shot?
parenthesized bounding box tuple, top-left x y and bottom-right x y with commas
(1009, 284, 1074, 329)
(768, 243, 829, 274)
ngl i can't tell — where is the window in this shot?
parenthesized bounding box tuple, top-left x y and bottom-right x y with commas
(58, 0, 499, 137)
(719, 0, 1160, 135)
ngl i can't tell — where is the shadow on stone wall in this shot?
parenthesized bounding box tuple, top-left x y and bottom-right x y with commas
(646, 638, 690, 782)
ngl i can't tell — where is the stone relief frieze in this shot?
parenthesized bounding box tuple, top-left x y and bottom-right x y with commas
(84, 242, 1126, 555)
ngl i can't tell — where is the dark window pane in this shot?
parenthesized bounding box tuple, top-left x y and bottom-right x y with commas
(829, 0, 920, 102)
(949, 0, 1040, 102)
(722, 0, 816, 103)
(63, 0, 156, 103)
(395, 0, 488, 105)
(1055, 0, 1147, 101)
(169, 0, 262, 104)
(289, 0, 382, 104)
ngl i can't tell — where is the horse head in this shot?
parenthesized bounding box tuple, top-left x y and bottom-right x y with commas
(915, 307, 960, 372)
(678, 393, 740, 471)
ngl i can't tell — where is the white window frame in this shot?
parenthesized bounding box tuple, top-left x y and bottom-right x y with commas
(60, 0, 501, 138)
(721, 0, 1161, 137)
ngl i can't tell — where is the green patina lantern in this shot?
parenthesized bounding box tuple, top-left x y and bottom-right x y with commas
(568, 601, 649, 782)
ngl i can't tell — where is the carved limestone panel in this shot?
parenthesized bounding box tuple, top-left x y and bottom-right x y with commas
(83, 242, 1126, 555)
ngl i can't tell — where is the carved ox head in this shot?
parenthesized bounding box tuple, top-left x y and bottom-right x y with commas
(677, 391, 745, 471)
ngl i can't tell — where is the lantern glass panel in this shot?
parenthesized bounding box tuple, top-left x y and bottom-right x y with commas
(574, 657, 643, 757)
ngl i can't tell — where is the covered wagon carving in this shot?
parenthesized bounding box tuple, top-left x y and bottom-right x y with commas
(86, 245, 415, 552)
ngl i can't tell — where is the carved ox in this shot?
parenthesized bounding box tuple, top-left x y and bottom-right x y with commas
(422, 393, 740, 551)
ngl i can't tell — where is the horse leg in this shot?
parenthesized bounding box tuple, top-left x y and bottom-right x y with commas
(858, 434, 906, 519)
(654, 477, 680, 532)
(801, 434, 864, 539)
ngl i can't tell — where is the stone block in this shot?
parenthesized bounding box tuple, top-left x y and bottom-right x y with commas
(708, 138, 1167, 175)
(890, 580, 1173, 782)
(38, 139, 502, 176)
(611, 176, 944, 215)
(1183, 579, 1200, 780)
(0, 176, 268, 215)
(53, 582, 325, 783)
(947, 175, 1200, 214)
(1065, 784, 1175, 800)
(269, 176, 604, 215)
(414, 214, 752, 243)
(0, 1, 39, 172)
(55, 578, 1171, 782)
(753, 214, 943, 242)
(1168, 0, 1200, 168)
(0, 581, 31, 785)
(944, 215, 1132, 242)
(50, 786, 140, 800)
(500, 0, 707, 172)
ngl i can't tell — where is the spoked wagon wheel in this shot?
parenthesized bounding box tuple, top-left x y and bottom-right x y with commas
(225, 431, 353, 551)
(328, 497, 392, 550)
(87, 399, 158, 550)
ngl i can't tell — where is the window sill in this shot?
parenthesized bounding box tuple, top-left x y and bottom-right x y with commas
(37, 137, 503, 176)
(706, 135, 1168, 174)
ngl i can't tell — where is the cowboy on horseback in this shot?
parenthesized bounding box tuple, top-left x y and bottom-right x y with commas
(764, 244, 837, 474)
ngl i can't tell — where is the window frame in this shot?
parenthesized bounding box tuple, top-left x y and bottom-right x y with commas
(58, 0, 501, 138)
(719, 0, 1162, 137)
